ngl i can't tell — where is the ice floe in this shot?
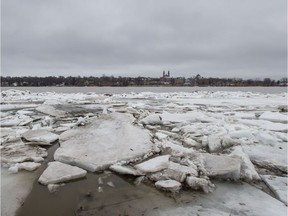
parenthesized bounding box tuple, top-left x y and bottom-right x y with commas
(230, 146, 260, 181)
(38, 161, 87, 185)
(203, 154, 241, 179)
(155, 179, 181, 193)
(135, 155, 170, 173)
(8, 162, 41, 173)
(259, 111, 288, 123)
(54, 113, 153, 172)
(109, 164, 144, 176)
(22, 129, 59, 145)
(1, 144, 48, 163)
(261, 175, 288, 205)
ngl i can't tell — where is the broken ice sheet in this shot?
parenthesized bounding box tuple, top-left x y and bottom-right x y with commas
(54, 113, 153, 172)
(8, 162, 41, 173)
(155, 179, 181, 193)
(38, 161, 87, 185)
(22, 129, 59, 145)
(134, 155, 170, 173)
(1, 143, 47, 163)
(242, 143, 287, 173)
(203, 154, 241, 179)
(109, 164, 144, 176)
(261, 175, 288, 205)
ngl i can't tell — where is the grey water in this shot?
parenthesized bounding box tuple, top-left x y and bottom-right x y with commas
(1, 86, 287, 94)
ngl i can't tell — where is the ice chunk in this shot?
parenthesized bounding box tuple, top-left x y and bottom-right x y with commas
(8, 162, 41, 173)
(110, 164, 143, 176)
(8, 165, 19, 174)
(22, 129, 59, 145)
(36, 104, 67, 117)
(135, 155, 170, 173)
(54, 113, 153, 172)
(203, 154, 241, 179)
(161, 141, 193, 157)
(1, 144, 47, 163)
(256, 132, 278, 146)
(157, 181, 288, 216)
(261, 175, 288, 205)
(31, 156, 44, 163)
(0, 116, 21, 127)
(98, 186, 103, 192)
(207, 135, 222, 152)
(186, 176, 215, 193)
(38, 161, 87, 185)
(230, 146, 260, 181)
(183, 137, 199, 147)
(161, 112, 216, 123)
(17, 162, 41, 171)
(148, 161, 197, 182)
(155, 132, 168, 140)
(221, 135, 240, 148)
(106, 181, 115, 188)
(59, 128, 82, 143)
(140, 111, 216, 125)
(171, 127, 180, 132)
(239, 119, 287, 132)
(242, 143, 287, 173)
(47, 184, 61, 193)
(140, 114, 163, 125)
(155, 180, 181, 193)
(259, 111, 287, 123)
(275, 132, 288, 142)
(98, 177, 103, 185)
(229, 130, 254, 139)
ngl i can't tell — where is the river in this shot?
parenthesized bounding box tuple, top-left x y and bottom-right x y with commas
(1, 86, 287, 94)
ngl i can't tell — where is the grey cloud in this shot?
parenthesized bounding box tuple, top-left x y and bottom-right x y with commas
(2, 0, 287, 79)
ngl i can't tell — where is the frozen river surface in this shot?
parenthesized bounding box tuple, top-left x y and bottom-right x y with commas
(1, 89, 287, 216)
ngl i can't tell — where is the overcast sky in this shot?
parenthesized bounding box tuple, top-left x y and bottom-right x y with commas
(2, 0, 287, 79)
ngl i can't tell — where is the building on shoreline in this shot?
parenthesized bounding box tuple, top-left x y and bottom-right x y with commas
(1, 73, 286, 87)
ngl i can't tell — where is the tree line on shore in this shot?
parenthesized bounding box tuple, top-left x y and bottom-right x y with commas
(1, 75, 287, 87)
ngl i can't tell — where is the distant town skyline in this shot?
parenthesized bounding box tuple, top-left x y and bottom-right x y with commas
(2, 0, 287, 79)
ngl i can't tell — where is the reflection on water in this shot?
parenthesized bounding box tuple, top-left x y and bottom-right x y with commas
(16, 171, 176, 216)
